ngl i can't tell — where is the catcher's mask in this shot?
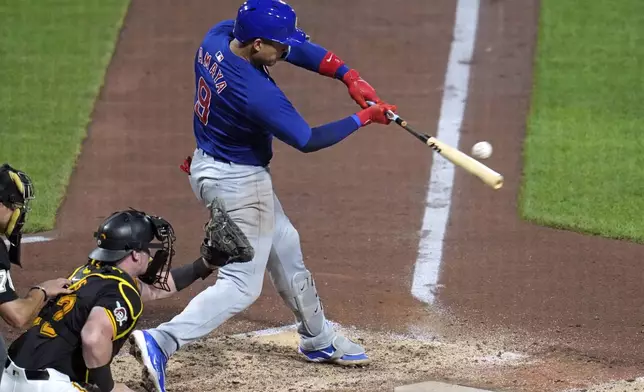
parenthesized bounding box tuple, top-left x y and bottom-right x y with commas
(0, 164, 35, 266)
(89, 209, 176, 291)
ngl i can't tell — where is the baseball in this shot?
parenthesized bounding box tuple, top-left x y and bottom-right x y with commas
(471, 141, 493, 159)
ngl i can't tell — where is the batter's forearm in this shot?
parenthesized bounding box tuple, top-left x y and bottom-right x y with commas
(284, 40, 350, 79)
(301, 116, 361, 153)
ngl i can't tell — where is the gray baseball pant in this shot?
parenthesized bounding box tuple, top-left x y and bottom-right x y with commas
(148, 149, 335, 358)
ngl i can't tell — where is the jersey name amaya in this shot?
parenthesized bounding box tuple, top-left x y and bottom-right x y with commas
(194, 47, 228, 126)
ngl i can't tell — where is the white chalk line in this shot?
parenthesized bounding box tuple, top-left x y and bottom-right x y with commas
(411, 0, 481, 304)
(3, 235, 53, 247)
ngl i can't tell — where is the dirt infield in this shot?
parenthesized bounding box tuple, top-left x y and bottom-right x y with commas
(3, 0, 644, 391)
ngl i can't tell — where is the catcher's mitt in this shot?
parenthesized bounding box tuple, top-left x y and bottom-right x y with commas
(201, 197, 254, 267)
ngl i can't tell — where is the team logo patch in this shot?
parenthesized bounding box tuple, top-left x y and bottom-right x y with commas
(113, 301, 128, 327)
(215, 51, 224, 62)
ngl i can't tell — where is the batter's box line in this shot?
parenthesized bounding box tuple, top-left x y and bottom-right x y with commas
(3, 235, 54, 248)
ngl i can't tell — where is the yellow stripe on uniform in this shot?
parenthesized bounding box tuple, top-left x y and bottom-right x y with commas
(67, 265, 85, 280)
(103, 308, 118, 340)
(114, 282, 143, 340)
(65, 270, 142, 340)
(68, 272, 140, 294)
(72, 382, 88, 391)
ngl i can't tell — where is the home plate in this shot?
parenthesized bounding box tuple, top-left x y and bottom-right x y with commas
(248, 329, 299, 346)
(232, 323, 300, 346)
(394, 381, 496, 392)
(232, 321, 347, 347)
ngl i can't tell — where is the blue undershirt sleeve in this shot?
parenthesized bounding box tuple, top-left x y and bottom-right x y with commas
(303, 116, 361, 153)
(248, 88, 361, 153)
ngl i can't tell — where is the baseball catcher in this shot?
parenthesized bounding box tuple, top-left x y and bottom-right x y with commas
(0, 199, 252, 392)
(130, 1, 390, 390)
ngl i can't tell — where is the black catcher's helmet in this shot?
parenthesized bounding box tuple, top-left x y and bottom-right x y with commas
(0, 163, 35, 266)
(89, 209, 176, 291)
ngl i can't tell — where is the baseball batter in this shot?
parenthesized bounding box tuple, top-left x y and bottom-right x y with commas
(129, 1, 397, 390)
(1, 202, 253, 392)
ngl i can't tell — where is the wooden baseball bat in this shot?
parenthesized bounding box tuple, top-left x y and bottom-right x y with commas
(367, 102, 504, 190)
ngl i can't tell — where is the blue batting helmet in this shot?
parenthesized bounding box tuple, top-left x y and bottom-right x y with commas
(233, 0, 308, 46)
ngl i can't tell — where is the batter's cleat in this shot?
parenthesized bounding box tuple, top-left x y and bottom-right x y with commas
(129, 330, 167, 392)
(298, 335, 371, 366)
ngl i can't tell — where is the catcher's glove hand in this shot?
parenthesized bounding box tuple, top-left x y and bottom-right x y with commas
(201, 197, 254, 267)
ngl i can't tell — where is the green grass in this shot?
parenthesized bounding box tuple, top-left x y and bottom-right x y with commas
(520, 0, 644, 242)
(0, 0, 130, 232)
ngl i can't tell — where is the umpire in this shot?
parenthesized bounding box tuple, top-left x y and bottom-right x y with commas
(0, 163, 72, 383)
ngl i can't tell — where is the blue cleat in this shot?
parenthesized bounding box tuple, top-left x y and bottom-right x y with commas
(298, 335, 371, 366)
(129, 330, 167, 392)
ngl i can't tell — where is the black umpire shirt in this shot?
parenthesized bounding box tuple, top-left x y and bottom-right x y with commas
(0, 239, 18, 370)
(8, 261, 143, 384)
(0, 240, 18, 305)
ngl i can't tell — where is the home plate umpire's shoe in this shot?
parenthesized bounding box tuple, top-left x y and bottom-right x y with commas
(299, 335, 371, 366)
(129, 330, 167, 392)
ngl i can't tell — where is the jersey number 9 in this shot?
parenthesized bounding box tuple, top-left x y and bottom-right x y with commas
(194, 77, 212, 126)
